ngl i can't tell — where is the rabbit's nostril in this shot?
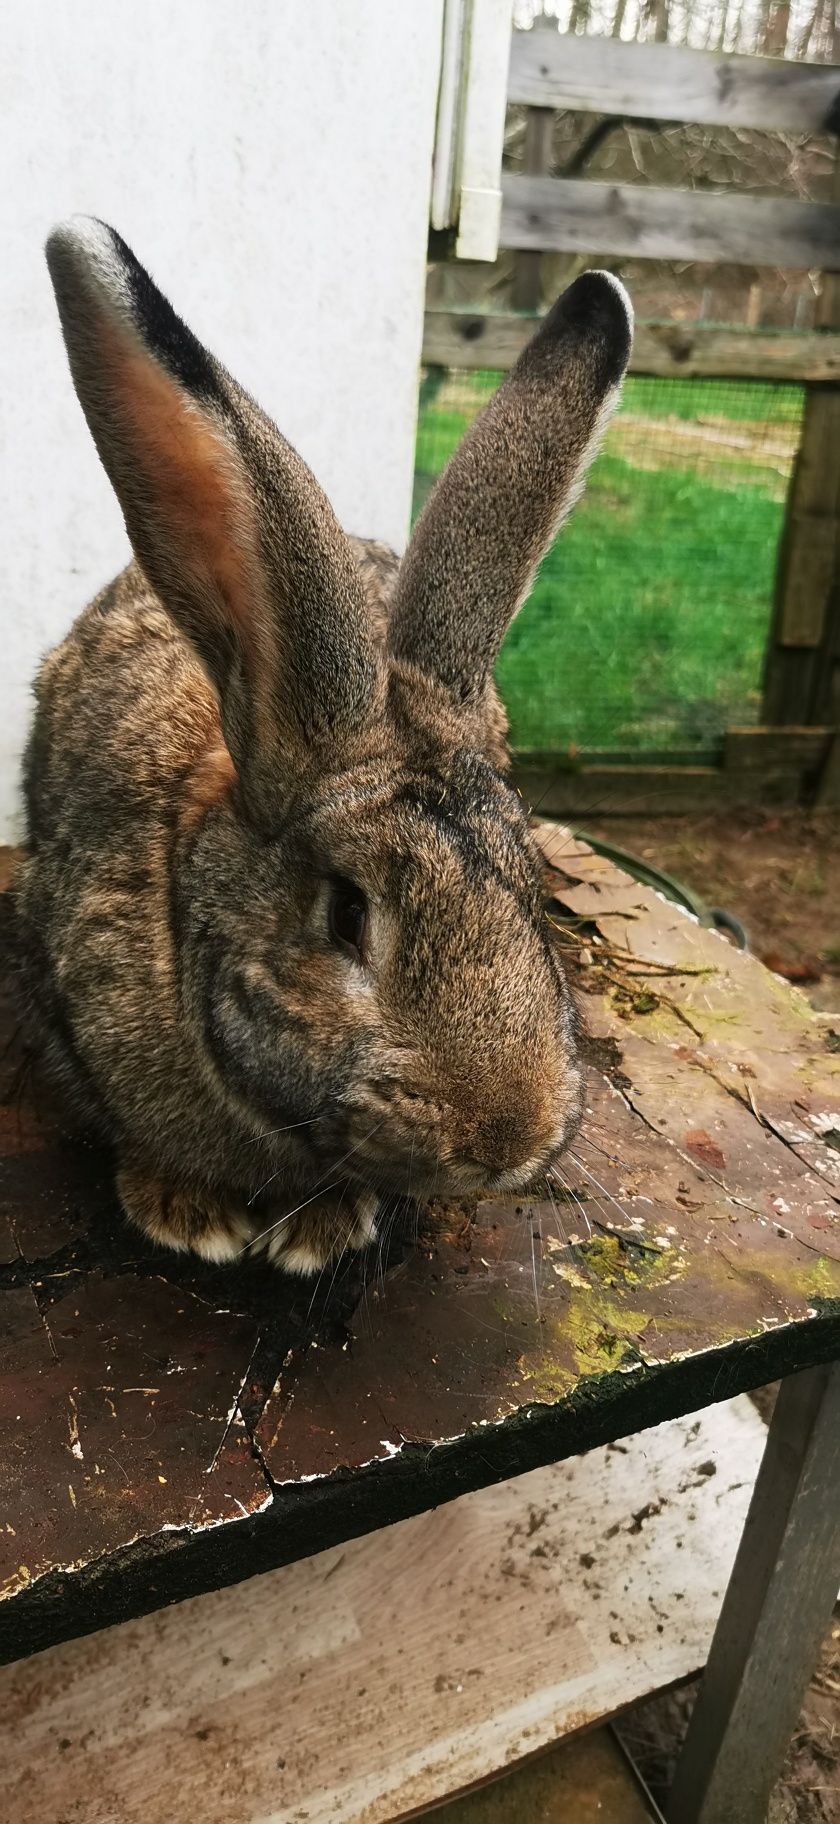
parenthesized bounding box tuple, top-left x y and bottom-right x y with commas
(476, 1107, 545, 1177)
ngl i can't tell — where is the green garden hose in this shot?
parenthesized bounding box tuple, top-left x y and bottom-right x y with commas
(575, 833, 749, 951)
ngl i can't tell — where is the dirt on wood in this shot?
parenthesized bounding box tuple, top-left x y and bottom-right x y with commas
(585, 807, 840, 1016)
(590, 808, 839, 1822)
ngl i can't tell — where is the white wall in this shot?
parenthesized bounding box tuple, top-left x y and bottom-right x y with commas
(0, 1, 443, 839)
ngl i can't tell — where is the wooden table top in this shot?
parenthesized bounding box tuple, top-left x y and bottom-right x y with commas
(1, 826, 838, 1665)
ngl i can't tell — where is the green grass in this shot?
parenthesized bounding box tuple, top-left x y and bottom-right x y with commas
(620, 373, 804, 426)
(413, 373, 802, 753)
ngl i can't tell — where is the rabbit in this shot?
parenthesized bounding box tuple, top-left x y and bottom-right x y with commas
(12, 217, 632, 1273)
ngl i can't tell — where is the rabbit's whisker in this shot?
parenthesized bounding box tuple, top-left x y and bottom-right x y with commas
(548, 1163, 593, 1239)
(243, 1180, 344, 1253)
(529, 1206, 542, 1317)
(566, 1150, 630, 1227)
(360, 1193, 399, 1323)
(306, 1181, 354, 1321)
(542, 1174, 571, 1250)
(247, 1117, 386, 1208)
(555, 1156, 628, 1243)
(244, 1120, 390, 1260)
(577, 1126, 632, 1172)
(246, 1116, 324, 1145)
(313, 1223, 354, 1317)
(374, 1195, 396, 1293)
(544, 1172, 601, 1292)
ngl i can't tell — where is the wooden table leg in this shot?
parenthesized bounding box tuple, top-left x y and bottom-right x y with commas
(667, 1362, 840, 1824)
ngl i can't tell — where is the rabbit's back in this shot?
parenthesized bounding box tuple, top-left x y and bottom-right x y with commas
(24, 562, 221, 845)
(15, 564, 227, 1145)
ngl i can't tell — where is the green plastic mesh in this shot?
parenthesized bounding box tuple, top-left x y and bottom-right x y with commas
(413, 366, 804, 756)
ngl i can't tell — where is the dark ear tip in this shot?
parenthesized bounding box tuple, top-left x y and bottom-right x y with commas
(45, 218, 225, 409)
(540, 269, 634, 386)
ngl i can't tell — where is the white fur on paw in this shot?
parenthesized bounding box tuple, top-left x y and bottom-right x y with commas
(264, 1191, 380, 1275)
(347, 1190, 379, 1251)
(193, 1211, 252, 1263)
(272, 1239, 329, 1276)
(264, 1225, 320, 1270)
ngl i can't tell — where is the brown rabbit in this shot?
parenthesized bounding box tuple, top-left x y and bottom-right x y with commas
(13, 219, 632, 1272)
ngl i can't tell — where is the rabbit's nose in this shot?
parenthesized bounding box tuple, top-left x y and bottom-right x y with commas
(469, 1102, 553, 1180)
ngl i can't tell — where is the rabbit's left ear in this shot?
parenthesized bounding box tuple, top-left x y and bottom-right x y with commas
(389, 271, 632, 715)
(46, 218, 383, 825)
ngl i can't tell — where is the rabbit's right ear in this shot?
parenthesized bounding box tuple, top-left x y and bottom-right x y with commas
(45, 219, 383, 827)
(389, 272, 632, 718)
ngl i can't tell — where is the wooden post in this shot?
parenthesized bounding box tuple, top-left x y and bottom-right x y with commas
(667, 1362, 840, 1824)
(762, 149, 840, 773)
(512, 106, 554, 312)
(511, 12, 556, 314)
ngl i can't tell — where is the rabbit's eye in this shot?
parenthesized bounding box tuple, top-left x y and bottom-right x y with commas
(328, 877, 368, 960)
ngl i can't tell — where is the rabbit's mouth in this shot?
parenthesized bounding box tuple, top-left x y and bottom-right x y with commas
(342, 1121, 579, 1206)
(336, 1049, 583, 1203)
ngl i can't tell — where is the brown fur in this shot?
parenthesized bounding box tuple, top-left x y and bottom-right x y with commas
(13, 221, 632, 1272)
(178, 746, 237, 836)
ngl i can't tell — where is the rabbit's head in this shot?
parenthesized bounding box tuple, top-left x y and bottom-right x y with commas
(46, 221, 632, 1203)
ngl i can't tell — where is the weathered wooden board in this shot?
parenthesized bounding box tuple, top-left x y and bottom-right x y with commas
(508, 30, 840, 135)
(0, 834, 838, 1666)
(0, 1398, 766, 1824)
(422, 310, 840, 383)
(510, 759, 807, 816)
(500, 175, 840, 272)
(0, 1274, 268, 1610)
(721, 726, 833, 776)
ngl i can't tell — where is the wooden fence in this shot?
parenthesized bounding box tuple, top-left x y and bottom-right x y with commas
(424, 31, 840, 811)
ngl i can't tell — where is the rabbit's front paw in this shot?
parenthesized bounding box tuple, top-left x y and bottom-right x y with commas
(117, 1164, 252, 1262)
(260, 1187, 379, 1274)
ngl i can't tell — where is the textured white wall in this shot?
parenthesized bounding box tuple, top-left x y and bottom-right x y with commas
(0, 1, 442, 839)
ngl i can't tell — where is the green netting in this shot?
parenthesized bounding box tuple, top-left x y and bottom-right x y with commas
(413, 366, 804, 755)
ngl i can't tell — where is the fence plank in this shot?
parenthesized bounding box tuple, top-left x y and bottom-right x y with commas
(722, 727, 833, 774)
(501, 175, 840, 272)
(422, 311, 840, 382)
(511, 760, 807, 816)
(508, 31, 840, 135)
(510, 732, 834, 814)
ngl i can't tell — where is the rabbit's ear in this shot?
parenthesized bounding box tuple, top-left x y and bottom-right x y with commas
(389, 271, 632, 710)
(45, 219, 382, 825)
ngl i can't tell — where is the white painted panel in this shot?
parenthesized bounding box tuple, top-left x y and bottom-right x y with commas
(455, 0, 514, 259)
(0, 1, 443, 839)
(431, 0, 513, 258)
